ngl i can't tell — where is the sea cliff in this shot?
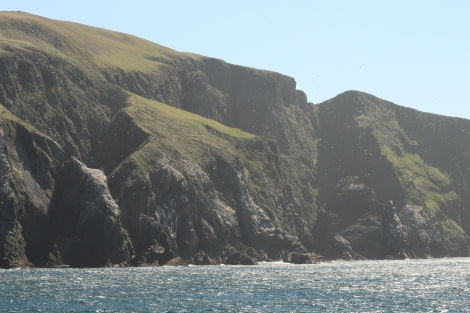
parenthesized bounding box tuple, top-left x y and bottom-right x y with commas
(1, 12, 469, 268)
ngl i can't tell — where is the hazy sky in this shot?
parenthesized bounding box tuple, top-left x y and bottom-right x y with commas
(3, 1, 470, 119)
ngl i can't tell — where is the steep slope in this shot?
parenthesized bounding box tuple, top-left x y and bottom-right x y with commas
(0, 12, 317, 267)
(0, 12, 469, 268)
(313, 91, 469, 258)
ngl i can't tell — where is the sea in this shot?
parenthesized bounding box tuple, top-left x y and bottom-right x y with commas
(1, 258, 470, 312)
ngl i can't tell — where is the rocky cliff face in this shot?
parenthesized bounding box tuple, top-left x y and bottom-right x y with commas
(48, 157, 133, 267)
(0, 126, 29, 268)
(0, 118, 63, 267)
(0, 117, 132, 267)
(0, 12, 469, 268)
(312, 92, 470, 259)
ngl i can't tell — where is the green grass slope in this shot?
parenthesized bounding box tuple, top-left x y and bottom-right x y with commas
(0, 11, 190, 71)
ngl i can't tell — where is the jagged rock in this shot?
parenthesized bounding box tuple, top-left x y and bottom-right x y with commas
(0, 129, 28, 268)
(148, 154, 240, 258)
(164, 257, 188, 266)
(48, 157, 134, 267)
(225, 252, 257, 265)
(134, 214, 175, 266)
(193, 250, 218, 265)
(290, 252, 323, 264)
(389, 204, 446, 258)
(381, 201, 409, 258)
(319, 200, 450, 260)
(138, 242, 174, 266)
(326, 233, 365, 260)
(245, 247, 269, 262)
(0, 124, 63, 268)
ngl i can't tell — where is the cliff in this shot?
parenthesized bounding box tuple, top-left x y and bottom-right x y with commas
(0, 12, 469, 268)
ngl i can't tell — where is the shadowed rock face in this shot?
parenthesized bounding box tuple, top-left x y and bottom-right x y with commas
(1, 12, 470, 268)
(0, 128, 29, 268)
(48, 157, 133, 267)
(0, 121, 64, 267)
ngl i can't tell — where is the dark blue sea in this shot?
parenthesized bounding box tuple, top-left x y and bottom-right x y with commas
(1, 258, 470, 312)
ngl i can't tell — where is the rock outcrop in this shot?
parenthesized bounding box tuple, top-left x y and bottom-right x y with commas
(325, 233, 364, 260)
(192, 250, 218, 265)
(314, 182, 458, 260)
(0, 128, 29, 268)
(382, 203, 446, 258)
(225, 251, 257, 265)
(0, 120, 63, 267)
(289, 252, 323, 264)
(47, 157, 133, 267)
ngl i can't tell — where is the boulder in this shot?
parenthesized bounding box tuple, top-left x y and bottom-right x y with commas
(225, 252, 257, 265)
(193, 250, 218, 265)
(326, 233, 365, 260)
(163, 257, 188, 266)
(290, 252, 323, 264)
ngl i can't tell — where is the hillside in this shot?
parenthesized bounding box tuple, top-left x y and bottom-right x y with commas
(0, 12, 469, 268)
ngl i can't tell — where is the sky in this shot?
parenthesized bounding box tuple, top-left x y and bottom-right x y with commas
(2, 1, 470, 119)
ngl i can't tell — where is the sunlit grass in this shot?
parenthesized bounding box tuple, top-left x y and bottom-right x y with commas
(124, 94, 255, 167)
(0, 11, 200, 72)
(442, 218, 467, 252)
(353, 97, 464, 247)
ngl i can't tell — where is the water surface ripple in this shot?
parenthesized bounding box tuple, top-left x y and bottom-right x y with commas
(1, 258, 469, 312)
